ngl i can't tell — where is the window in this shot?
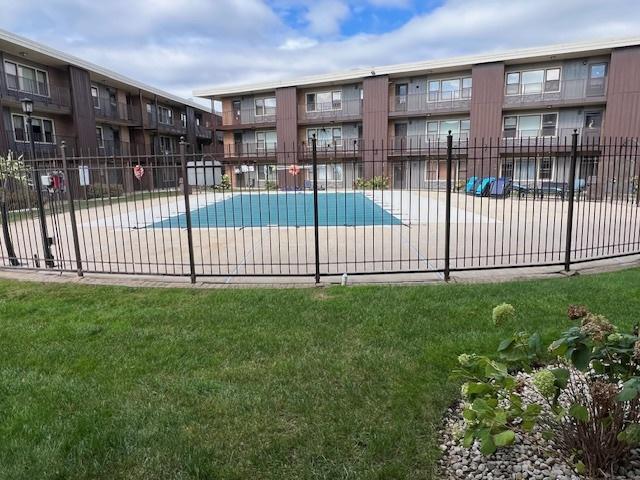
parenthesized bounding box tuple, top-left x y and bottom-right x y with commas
(307, 126, 342, 147)
(505, 68, 562, 95)
(180, 113, 187, 128)
(255, 97, 276, 116)
(503, 113, 557, 138)
(96, 127, 104, 147)
(4, 61, 50, 96)
(158, 106, 172, 125)
(539, 157, 553, 180)
(589, 63, 607, 79)
(426, 118, 470, 141)
(317, 164, 344, 182)
(585, 111, 603, 129)
(501, 159, 514, 179)
(306, 91, 342, 112)
(256, 131, 277, 151)
(91, 86, 100, 108)
(159, 136, 174, 154)
(512, 157, 555, 181)
(12, 114, 55, 143)
(4, 61, 17, 90)
(427, 77, 471, 102)
(146, 103, 152, 113)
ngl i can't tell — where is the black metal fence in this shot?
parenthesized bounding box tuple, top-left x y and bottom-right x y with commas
(0, 132, 638, 282)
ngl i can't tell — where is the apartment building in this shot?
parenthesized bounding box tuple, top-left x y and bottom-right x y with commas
(195, 37, 640, 190)
(0, 29, 219, 189)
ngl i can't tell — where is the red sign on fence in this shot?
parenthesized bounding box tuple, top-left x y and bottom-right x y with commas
(133, 164, 145, 181)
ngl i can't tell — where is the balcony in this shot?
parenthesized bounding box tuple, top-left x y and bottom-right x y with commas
(97, 140, 146, 157)
(222, 142, 279, 158)
(3, 76, 72, 113)
(1, 129, 76, 157)
(389, 88, 472, 116)
(298, 139, 363, 160)
(501, 127, 603, 153)
(95, 101, 141, 125)
(221, 108, 276, 127)
(196, 124, 212, 140)
(503, 78, 608, 108)
(298, 98, 362, 123)
(389, 134, 469, 155)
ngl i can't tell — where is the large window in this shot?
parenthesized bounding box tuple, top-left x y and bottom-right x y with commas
(317, 164, 344, 182)
(159, 136, 174, 154)
(255, 97, 276, 116)
(503, 157, 556, 181)
(307, 126, 342, 147)
(158, 106, 173, 125)
(4, 61, 50, 96)
(426, 118, 470, 141)
(428, 77, 472, 101)
(256, 131, 277, 152)
(306, 91, 342, 112)
(503, 113, 558, 138)
(12, 114, 55, 143)
(505, 67, 561, 95)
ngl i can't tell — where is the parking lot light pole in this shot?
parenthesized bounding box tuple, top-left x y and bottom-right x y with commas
(21, 98, 54, 268)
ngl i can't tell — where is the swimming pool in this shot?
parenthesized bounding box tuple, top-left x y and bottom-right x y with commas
(152, 192, 402, 228)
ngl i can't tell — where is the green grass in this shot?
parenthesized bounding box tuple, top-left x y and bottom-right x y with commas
(1, 269, 639, 479)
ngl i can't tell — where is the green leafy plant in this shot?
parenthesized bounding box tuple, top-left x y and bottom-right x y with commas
(354, 176, 390, 190)
(264, 180, 278, 191)
(85, 183, 125, 199)
(492, 303, 516, 326)
(218, 174, 231, 190)
(454, 307, 640, 476)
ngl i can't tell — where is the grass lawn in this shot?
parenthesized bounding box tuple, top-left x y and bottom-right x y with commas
(1, 269, 639, 479)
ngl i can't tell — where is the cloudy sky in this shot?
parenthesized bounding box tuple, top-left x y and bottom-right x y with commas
(1, 0, 640, 107)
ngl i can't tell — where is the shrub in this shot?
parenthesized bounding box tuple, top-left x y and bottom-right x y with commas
(354, 176, 390, 190)
(454, 306, 640, 476)
(264, 180, 278, 191)
(492, 303, 515, 326)
(85, 183, 125, 199)
(217, 174, 231, 190)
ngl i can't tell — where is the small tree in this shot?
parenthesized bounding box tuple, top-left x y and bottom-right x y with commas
(0, 151, 30, 266)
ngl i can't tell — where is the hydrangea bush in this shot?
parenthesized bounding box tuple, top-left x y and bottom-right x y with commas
(452, 304, 640, 476)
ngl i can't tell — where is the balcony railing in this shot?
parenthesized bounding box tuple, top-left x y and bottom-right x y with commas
(389, 134, 469, 154)
(97, 140, 146, 156)
(95, 101, 141, 124)
(196, 124, 212, 139)
(389, 88, 472, 114)
(503, 78, 608, 106)
(4, 76, 72, 110)
(1, 129, 76, 157)
(501, 127, 603, 148)
(298, 98, 363, 122)
(222, 142, 279, 157)
(221, 108, 276, 127)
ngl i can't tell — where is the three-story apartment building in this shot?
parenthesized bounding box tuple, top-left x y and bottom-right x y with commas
(196, 37, 640, 190)
(0, 29, 219, 189)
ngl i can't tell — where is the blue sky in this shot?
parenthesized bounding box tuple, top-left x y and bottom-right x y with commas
(0, 0, 639, 105)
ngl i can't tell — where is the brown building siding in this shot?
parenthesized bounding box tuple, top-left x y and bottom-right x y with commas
(275, 86, 300, 188)
(362, 75, 389, 177)
(602, 46, 640, 138)
(68, 65, 98, 153)
(470, 62, 505, 142)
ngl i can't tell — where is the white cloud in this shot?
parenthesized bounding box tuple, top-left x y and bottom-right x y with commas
(303, 0, 351, 36)
(0, 0, 639, 100)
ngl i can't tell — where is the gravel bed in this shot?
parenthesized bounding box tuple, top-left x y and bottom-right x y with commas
(437, 372, 640, 480)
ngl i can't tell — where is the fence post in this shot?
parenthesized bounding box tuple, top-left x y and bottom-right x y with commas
(444, 131, 453, 281)
(564, 130, 579, 272)
(179, 137, 197, 284)
(312, 135, 321, 284)
(60, 141, 83, 277)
